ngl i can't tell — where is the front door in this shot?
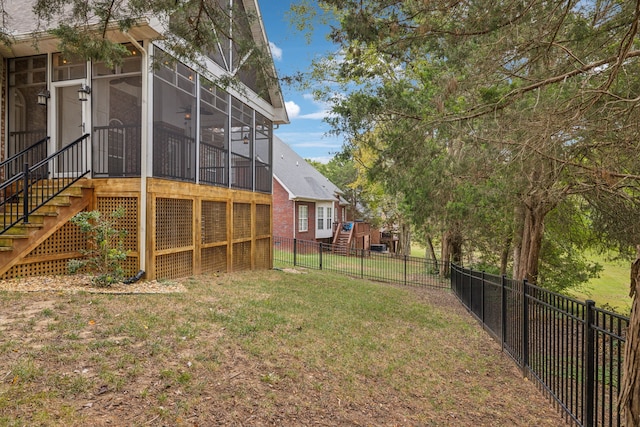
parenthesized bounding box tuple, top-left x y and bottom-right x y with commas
(51, 82, 85, 175)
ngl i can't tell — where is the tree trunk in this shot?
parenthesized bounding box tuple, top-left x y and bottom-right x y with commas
(441, 230, 451, 277)
(620, 245, 640, 427)
(525, 207, 545, 284)
(512, 204, 525, 279)
(515, 200, 551, 284)
(425, 234, 438, 264)
(397, 222, 411, 256)
(500, 237, 511, 276)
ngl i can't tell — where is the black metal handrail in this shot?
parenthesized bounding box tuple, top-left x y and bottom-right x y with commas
(1, 134, 90, 235)
(0, 137, 49, 180)
(93, 124, 141, 177)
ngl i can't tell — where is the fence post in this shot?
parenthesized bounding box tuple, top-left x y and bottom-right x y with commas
(501, 275, 507, 352)
(293, 238, 297, 267)
(584, 300, 596, 427)
(319, 242, 323, 270)
(481, 271, 485, 324)
(404, 255, 408, 286)
(22, 162, 29, 224)
(469, 268, 473, 309)
(522, 279, 529, 375)
(360, 248, 364, 279)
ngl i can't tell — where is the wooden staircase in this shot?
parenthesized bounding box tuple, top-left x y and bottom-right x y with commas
(332, 222, 354, 255)
(0, 179, 92, 277)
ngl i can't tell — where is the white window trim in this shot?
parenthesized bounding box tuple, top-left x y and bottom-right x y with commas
(298, 205, 308, 232)
(317, 206, 324, 230)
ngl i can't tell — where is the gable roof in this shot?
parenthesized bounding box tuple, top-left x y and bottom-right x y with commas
(273, 135, 343, 203)
(0, 0, 288, 123)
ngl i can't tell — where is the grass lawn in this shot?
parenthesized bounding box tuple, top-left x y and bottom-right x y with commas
(0, 270, 567, 426)
(568, 252, 633, 315)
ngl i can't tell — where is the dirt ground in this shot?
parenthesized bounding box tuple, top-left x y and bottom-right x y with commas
(0, 273, 569, 426)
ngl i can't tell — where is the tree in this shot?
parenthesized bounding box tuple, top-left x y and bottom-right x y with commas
(292, 0, 640, 422)
(1, 0, 276, 89)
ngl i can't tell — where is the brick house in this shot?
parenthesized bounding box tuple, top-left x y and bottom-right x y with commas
(272, 136, 347, 243)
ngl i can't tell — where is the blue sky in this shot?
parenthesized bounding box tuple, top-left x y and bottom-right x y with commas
(259, 3, 343, 163)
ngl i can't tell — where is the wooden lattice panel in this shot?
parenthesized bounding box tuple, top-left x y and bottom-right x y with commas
(120, 256, 140, 277)
(255, 204, 270, 236)
(25, 221, 85, 258)
(97, 197, 138, 251)
(201, 245, 227, 274)
(156, 250, 193, 280)
(232, 241, 251, 271)
(156, 198, 193, 250)
(2, 259, 71, 280)
(255, 237, 271, 270)
(202, 201, 227, 244)
(233, 203, 251, 239)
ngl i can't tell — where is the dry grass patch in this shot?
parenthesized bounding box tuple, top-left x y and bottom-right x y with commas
(0, 270, 566, 426)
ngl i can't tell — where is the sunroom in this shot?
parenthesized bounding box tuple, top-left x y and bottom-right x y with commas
(0, 0, 288, 281)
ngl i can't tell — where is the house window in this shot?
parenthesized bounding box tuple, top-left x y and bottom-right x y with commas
(326, 207, 332, 230)
(298, 205, 308, 232)
(317, 207, 324, 230)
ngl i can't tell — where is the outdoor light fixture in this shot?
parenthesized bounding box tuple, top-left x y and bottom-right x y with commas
(78, 84, 91, 101)
(243, 133, 250, 144)
(37, 89, 50, 106)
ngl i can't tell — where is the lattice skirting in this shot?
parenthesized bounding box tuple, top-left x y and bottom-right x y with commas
(148, 178, 272, 280)
(2, 178, 272, 281)
(1, 211, 140, 280)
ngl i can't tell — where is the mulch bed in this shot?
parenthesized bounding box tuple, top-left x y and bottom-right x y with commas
(0, 274, 186, 294)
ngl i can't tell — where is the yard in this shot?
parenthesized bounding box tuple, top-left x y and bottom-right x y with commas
(0, 269, 567, 426)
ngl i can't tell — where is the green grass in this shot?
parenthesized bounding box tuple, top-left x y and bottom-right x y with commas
(568, 252, 633, 314)
(0, 270, 567, 426)
(273, 248, 446, 287)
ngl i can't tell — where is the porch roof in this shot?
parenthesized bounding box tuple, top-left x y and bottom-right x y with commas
(0, 0, 288, 124)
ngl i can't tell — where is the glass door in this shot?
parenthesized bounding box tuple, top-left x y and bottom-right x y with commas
(51, 81, 85, 176)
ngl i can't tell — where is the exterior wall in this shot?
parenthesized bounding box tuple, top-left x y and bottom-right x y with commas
(294, 201, 315, 241)
(272, 180, 294, 239)
(1, 55, 4, 163)
(314, 202, 332, 240)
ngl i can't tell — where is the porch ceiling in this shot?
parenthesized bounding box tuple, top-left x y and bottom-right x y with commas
(0, 21, 162, 58)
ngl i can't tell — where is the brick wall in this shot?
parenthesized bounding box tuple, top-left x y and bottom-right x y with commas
(295, 200, 315, 241)
(272, 180, 294, 238)
(1, 57, 5, 162)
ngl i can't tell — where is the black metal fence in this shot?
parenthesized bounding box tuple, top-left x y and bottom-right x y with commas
(273, 236, 449, 289)
(451, 264, 629, 427)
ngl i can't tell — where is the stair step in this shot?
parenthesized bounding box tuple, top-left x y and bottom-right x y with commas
(0, 234, 29, 247)
(29, 186, 84, 197)
(3, 205, 59, 216)
(17, 195, 72, 207)
(5, 222, 44, 234)
(2, 212, 47, 223)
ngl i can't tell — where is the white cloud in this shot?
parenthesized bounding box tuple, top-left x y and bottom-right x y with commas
(269, 42, 283, 61)
(299, 110, 333, 120)
(285, 101, 300, 118)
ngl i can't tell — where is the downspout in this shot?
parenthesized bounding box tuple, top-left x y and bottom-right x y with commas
(125, 34, 148, 272)
(292, 198, 296, 240)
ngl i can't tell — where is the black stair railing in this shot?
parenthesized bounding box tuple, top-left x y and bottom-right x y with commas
(0, 136, 49, 180)
(1, 134, 90, 235)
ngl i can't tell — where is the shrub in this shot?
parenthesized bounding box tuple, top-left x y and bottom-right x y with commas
(68, 207, 128, 287)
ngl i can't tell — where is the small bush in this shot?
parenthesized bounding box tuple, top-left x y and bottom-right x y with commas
(68, 207, 128, 287)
